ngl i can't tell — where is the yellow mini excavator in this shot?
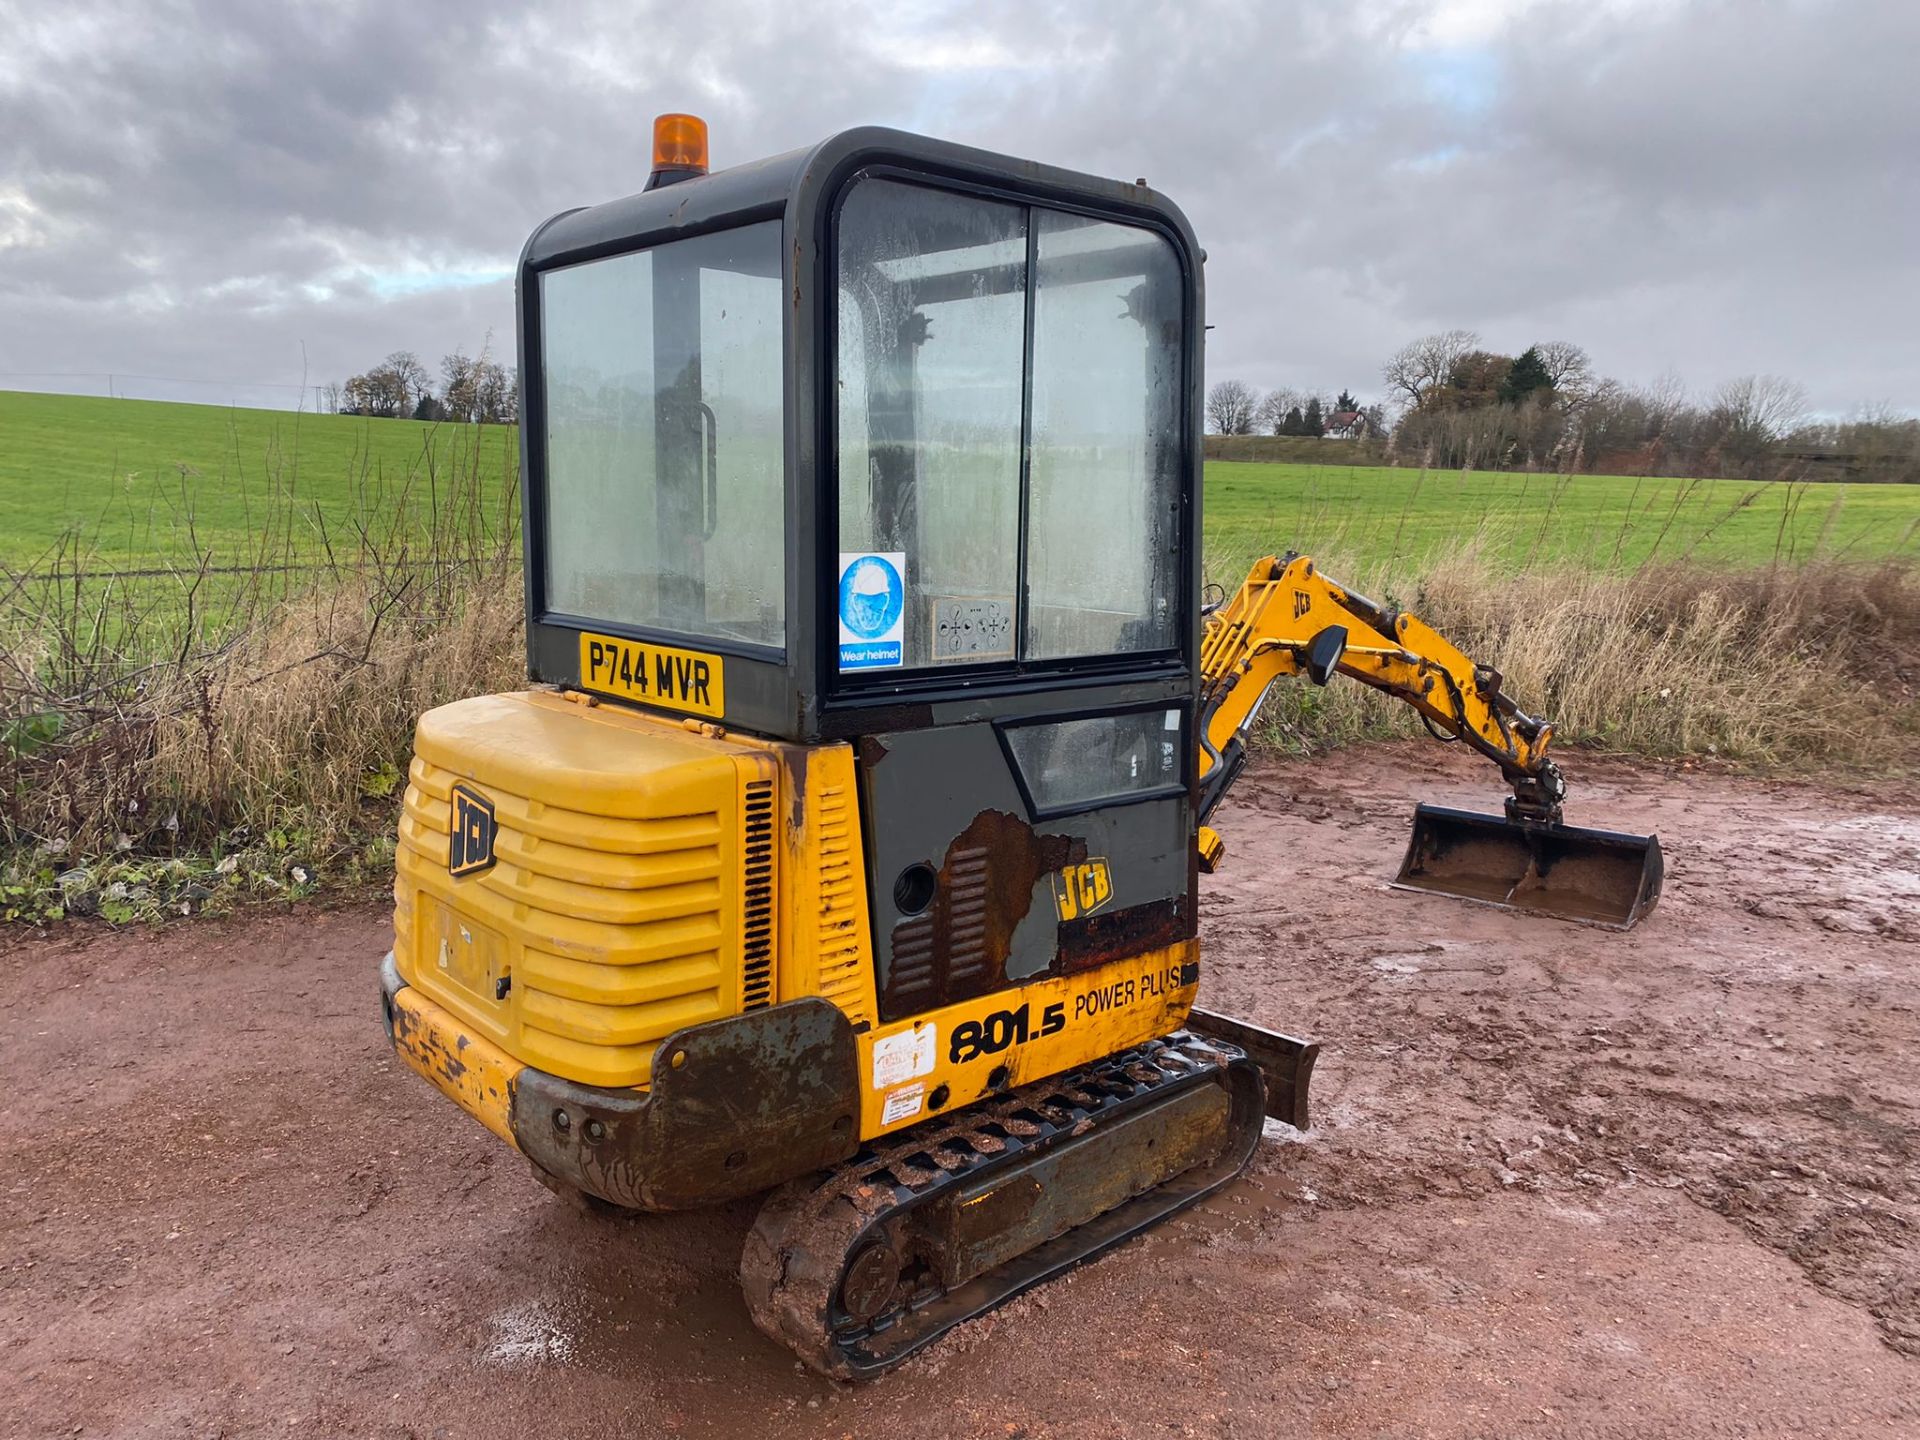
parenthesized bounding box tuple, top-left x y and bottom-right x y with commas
(380, 116, 1663, 1378)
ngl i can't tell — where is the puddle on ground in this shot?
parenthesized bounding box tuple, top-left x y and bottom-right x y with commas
(1371, 953, 1428, 976)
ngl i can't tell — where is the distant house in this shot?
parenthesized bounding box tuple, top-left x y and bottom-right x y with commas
(1324, 409, 1366, 440)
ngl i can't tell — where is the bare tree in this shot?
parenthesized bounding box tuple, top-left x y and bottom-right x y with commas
(1381, 329, 1479, 412)
(1646, 370, 1688, 414)
(384, 350, 431, 411)
(440, 350, 480, 422)
(1563, 374, 1618, 417)
(1713, 374, 1808, 443)
(474, 360, 517, 424)
(439, 333, 517, 423)
(1256, 387, 1301, 435)
(1206, 379, 1260, 435)
(1641, 370, 1689, 432)
(1709, 374, 1808, 473)
(1534, 340, 1594, 404)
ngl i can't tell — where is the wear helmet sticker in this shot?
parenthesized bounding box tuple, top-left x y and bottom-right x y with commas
(838, 552, 906, 670)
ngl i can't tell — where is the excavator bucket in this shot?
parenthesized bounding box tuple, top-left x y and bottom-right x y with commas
(1392, 804, 1664, 930)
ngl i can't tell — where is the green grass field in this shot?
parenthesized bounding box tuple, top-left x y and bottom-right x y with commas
(4, 391, 1918, 583)
(1204, 461, 1920, 578)
(0, 391, 518, 573)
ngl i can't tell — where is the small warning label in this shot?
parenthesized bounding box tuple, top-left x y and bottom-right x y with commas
(880, 1083, 925, 1126)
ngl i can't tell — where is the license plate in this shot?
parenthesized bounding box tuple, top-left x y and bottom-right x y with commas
(578, 631, 726, 718)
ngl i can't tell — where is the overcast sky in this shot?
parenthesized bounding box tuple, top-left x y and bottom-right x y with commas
(2, 0, 1915, 416)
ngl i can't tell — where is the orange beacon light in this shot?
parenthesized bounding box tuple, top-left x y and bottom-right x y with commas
(647, 113, 709, 188)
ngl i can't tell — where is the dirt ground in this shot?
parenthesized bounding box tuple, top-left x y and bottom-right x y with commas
(4, 741, 1918, 1439)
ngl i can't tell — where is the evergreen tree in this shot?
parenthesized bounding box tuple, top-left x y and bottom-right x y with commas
(1500, 346, 1554, 406)
(1335, 389, 1359, 414)
(1303, 395, 1325, 437)
(1281, 404, 1305, 435)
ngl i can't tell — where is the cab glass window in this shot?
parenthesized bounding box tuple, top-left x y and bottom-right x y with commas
(541, 221, 784, 650)
(1026, 212, 1182, 659)
(836, 181, 1026, 669)
(835, 178, 1183, 678)
(1003, 709, 1185, 815)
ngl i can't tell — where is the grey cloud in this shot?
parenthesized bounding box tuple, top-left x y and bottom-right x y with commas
(1, 0, 1914, 413)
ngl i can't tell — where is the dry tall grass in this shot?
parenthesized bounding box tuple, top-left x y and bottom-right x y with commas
(1236, 548, 1919, 766)
(152, 578, 525, 840)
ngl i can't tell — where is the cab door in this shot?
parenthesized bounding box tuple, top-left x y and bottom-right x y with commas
(825, 174, 1197, 1021)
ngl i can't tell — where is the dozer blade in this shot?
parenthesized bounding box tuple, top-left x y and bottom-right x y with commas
(1392, 803, 1663, 930)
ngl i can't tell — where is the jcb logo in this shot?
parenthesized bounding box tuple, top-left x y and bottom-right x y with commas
(449, 784, 498, 877)
(1292, 589, 1311, 619)
(1053, 858, 1114, 923)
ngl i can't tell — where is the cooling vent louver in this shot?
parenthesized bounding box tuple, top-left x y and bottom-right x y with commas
(741, 779, 776, 1009)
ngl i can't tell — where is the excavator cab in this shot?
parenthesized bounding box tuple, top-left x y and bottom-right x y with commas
(380, 117, 1652, 1379)
(516, 124, 1212, 1029)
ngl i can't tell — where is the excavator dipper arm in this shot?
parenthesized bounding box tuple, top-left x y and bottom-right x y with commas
(1198, 554, 1562, 830)
(1194, 554, 1661, 928)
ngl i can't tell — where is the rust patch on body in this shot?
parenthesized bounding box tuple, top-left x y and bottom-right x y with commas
(1056, 897, 1193, 973)
(880, 809, 1083, 1022)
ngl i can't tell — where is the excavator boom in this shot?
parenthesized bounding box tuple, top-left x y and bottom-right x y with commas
(1197, 555, 1663, 929)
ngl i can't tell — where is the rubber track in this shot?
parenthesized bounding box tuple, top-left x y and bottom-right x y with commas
(741, 1030, 1264, 1378)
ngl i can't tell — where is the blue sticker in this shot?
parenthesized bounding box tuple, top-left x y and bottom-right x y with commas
(838, 552, 906, 670)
